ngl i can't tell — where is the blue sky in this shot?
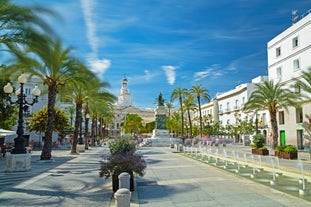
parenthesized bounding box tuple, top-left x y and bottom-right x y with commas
(10, 0, 311, 109)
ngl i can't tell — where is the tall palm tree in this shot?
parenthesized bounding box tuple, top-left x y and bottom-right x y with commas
(243, 80, 300, 149)
(0, 0, 56, 54)
(190, 85, 210, 138)
(67, 105, 75, 127)
(171, 88, 188, 139)
(183, 94, 196, 138)
(166, 102, 173, 118)
(9, 40, 89, 160)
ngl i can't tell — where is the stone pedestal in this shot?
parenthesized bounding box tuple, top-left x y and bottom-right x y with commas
(152, 129, 170, 138)
(5, 153, 31, 172)
(77, 144, 85, 152)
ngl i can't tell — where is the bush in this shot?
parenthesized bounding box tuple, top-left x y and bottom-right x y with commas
(275, 145, 285, 152)
(252, 134, 266, 149)
(284, 145, 298, 154)
(258, 146, 268, 151)
(109, 136, 136, 155)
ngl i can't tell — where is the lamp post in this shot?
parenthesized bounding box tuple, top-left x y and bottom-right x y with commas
(3, 74, 41, 154)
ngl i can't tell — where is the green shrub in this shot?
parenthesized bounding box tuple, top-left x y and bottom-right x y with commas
(275, 145, 285, 152)
(109, 136, 136, 155)
(258, 146, 268, 151)
(284, 145, 298, 154)
(252, 134, 266, 149)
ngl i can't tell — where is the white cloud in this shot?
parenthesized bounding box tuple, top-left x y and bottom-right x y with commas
(81, 0, 112, 75)
(87, 56, 111, 75)
(194, 65, 223, 81)
(162, 65, 177, 85)
(81, 0, 98, 54)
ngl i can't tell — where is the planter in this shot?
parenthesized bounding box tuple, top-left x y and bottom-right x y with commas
(112, 172, 134, 192)
(279, 151, 298, 160)
(252, 149, 269, 156)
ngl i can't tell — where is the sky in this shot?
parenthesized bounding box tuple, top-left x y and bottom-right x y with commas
(9, 0, 311, 109)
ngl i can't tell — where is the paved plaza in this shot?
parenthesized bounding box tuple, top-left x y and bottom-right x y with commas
(0, 145, 311, 206)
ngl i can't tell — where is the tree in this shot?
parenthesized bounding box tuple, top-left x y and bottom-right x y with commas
(243, 80, 300, 149)
(294, 67, 311, 103)
(66, 105, 75, 127)
(166, 102, 173, 118)
(183, 93, 196, 138)
(8, 40, 90, 160)
(28, 107, 69, 135)
(171, 88, 188, 139)
(0, 0, 56, 57)
(190, 85, 210, 138)
(122, 114, 143, 136)
(0, 77, 18, 129)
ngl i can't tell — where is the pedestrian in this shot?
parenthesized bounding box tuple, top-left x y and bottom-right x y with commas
(1, 143, 7, 157)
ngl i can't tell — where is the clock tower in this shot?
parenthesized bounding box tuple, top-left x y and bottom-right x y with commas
(117, 77, 131, 107)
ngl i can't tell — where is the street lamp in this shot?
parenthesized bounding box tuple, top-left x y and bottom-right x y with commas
(3, 74, 41, 154)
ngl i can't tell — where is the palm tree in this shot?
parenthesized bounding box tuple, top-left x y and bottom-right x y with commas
(190, 85, 210, 138)
(243, 80, 300, 149)
(0, 0, 56, 54)
(166, 102, 173, 118)
(171, 88, 188, 139)
(294, 67, 311, 102)
(9, 40, 89, 160)
(67, 105, 75, 127)
(183, 94, 196, 138)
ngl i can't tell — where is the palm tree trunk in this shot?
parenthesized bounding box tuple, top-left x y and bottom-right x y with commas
(179, 98, 184, 139)
(71, 102, 82, 154)
(91, 117, 95, 146)
(187, 108, 192, 138)
(198, 97, 203, 138)
(40, 85, 56, 160)
(270, 111, 278, 149)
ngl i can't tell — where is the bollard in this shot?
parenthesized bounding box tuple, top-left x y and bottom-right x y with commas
(115, 188, 130, 207)
(119, 172, 130, 190)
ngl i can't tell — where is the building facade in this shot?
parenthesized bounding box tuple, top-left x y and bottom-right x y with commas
(267, 12, 311, 149)
(112, 77, 154, 136)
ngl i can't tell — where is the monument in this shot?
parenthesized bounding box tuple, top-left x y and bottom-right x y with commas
(146, 93, 180, 147)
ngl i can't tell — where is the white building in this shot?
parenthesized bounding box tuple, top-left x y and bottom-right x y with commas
(112, 77, 154, 136)
(267, 12, 311, 149)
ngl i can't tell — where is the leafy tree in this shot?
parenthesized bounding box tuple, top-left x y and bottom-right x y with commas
(28, 107, 69, 135)
(0, 77, 18, 129)
(122, 114, 143, 135)
(190, 85, 210, 138)
(243, 80, 300, 148)
(171, 87, 187, 138)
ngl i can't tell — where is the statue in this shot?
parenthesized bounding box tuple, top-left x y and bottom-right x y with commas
(157, 93, 164, 106)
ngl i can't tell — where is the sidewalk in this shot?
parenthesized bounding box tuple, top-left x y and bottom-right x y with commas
(0, 147, 113, 207)
(133, 146, 311, 207)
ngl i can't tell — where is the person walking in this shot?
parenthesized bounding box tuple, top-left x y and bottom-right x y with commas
(1, 143, 7, 157)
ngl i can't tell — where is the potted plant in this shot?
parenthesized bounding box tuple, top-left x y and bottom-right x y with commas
(274, 145, 284, 157)
(251, 134, 269, 155)
(282, 145, 298, 159)
(274, 145, 298, 159)
(99, 136, 146, 192)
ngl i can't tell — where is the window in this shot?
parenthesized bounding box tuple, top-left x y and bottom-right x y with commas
(279, 111, 285, 125)
(226, 102, 230, 111)
(276, 67, 282, 79)
(292, 36, 299, 48)
(293, 59, 300, 70)
(242, 97, 245, 105)
(235, 99, 239, 109)
(276, 47, 281, 57)
(296, 107, 303, 123)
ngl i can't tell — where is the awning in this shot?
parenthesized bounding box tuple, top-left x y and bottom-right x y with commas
(0, 129, 16, 136)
